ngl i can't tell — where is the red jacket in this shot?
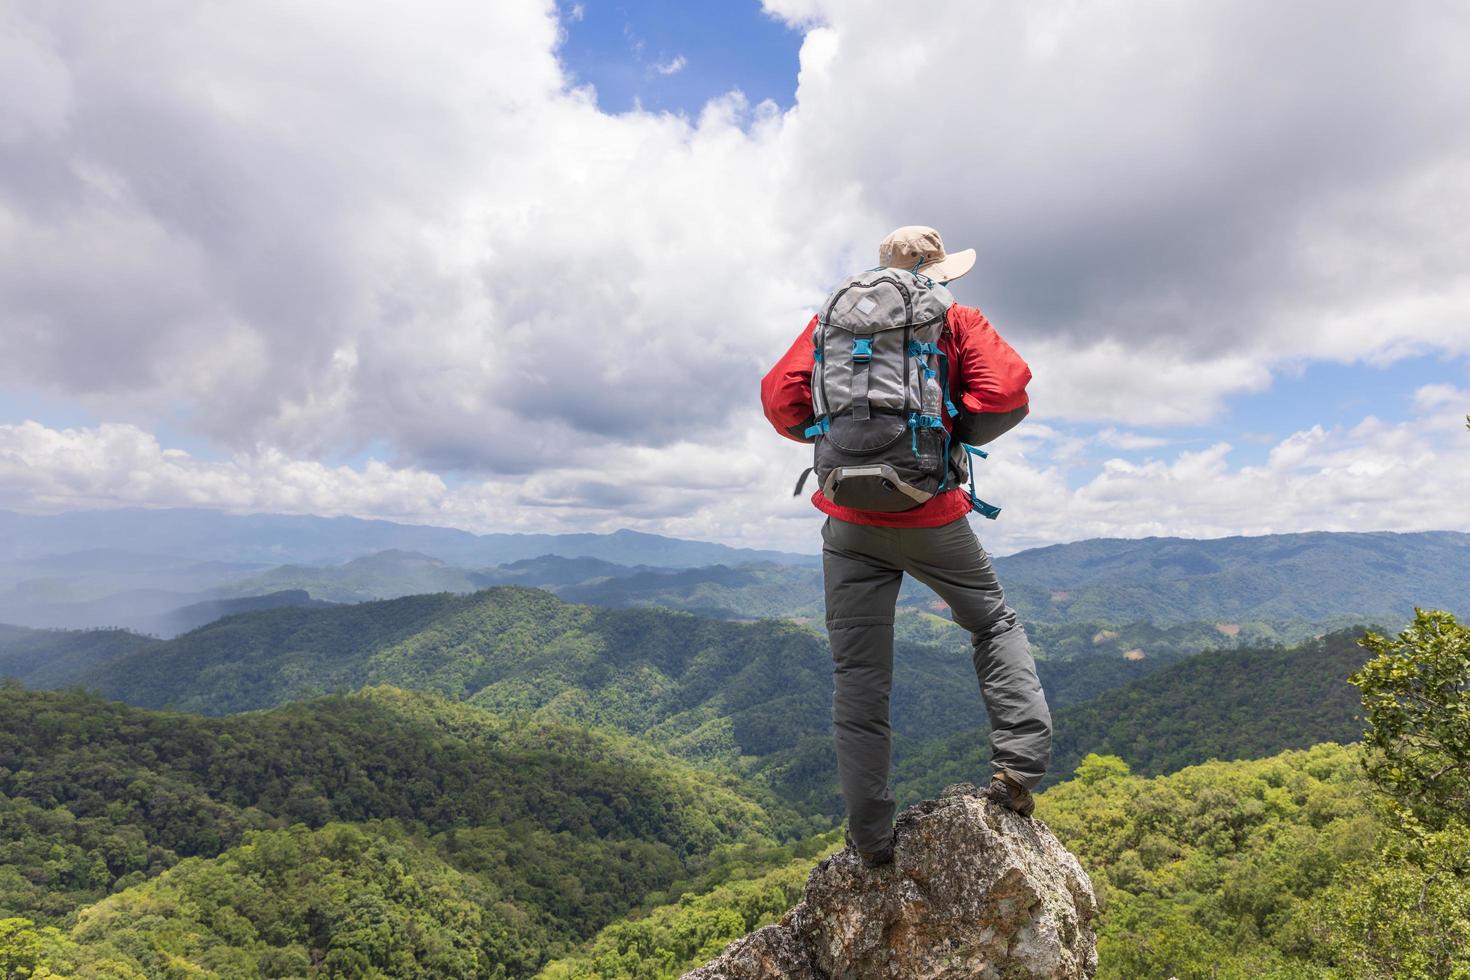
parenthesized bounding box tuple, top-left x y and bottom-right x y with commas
(760, 303, 1031, 527)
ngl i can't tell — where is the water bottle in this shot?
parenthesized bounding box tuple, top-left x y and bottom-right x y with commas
(923, 367, 942, 415)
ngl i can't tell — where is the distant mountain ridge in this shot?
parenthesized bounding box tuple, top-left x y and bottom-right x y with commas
(0, 508, 816, 567)
(0, 513, 1464, 639)
(993, 529, 1470, 624)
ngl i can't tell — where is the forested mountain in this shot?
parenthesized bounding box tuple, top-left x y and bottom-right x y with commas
(4, 511, 1465, 639)
(222, 551, 660, 605)
(5, 524, 1463, 640)
(2, 523, 1461, 976)
(995, 529, 1470, 624)
(544, 743, 1456, 980)
(895, 627, 1373, 799)
(464, 532, 1470, 633)
(0, 684, 805, 976)
(143, 589, 338, 636)
(1, 587, 1229, 814)
(0, 625, 158, 690)
(556, 561, 825, 621)
(0, 589, 933, 814)
(550, 530, 1470, 631)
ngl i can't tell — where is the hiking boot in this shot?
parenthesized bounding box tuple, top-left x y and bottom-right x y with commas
(843, 827, 895, 868)
(984, 771, 1035, 817)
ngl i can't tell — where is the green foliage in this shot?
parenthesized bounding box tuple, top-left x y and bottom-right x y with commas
(549, 745, 1469, 980)
(894, 628, 1373, 800)
(11, 586, 1328, 824)
(1, 918, 47, 979)
(1299, 607, 1470, 979)
(64, 822, 528, 979)
(1351, 610, 1470, 835)
(1073, 753, 1130, 785)
(1043, 744, 1379, 979)
(1288, 847, 1470, 979)
(535, 835, 841, 980)
(0, 629, 158, 691)
(0, 684, 796, 976)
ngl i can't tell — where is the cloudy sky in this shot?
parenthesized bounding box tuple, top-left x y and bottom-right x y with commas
(2, 0, 1467, 554)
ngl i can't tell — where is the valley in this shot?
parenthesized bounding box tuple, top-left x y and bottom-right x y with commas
(1, 512, 1467, 977)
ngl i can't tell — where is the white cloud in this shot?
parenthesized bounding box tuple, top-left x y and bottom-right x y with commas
(654, 55, 687, 76)
(0, 421, 447, 520)
(6, 390, 1467, 555)
(1, 0, 1469, 545)
(975, 399, 1470, 552)
(1094, 428, 1172, 451)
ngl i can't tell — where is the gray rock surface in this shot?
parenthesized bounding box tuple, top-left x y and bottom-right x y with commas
(684, 783, 1097, 980)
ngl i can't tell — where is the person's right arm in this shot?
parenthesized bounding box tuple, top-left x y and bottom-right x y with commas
(760, 315, 819, 443)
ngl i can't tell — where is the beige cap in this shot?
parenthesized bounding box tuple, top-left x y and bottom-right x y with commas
(877, 225, 976, 283)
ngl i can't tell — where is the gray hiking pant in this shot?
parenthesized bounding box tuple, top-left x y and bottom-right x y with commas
(822, 515, 1052, 852)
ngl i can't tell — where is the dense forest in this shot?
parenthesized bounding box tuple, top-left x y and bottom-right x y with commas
(893, 627, 1374, 798)
(0, 684, 819, 976)
(1, 589, 1260, 817)
(1, 524, 1465, 978)
(533, 742, 1468, 980)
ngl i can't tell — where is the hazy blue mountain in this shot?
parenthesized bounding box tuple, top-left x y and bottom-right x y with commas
(0, 582, 330, 637)
(219, 549, 489, 603)
(557, 561, 827, 621)
(0, 548, 268, 598)
(4, 519, 1462, 642)
(219, 550, 661, 604)
(526, 530, 1470, 632)
(0, 508, 816, 567)
(992, 530, 1470, 625)
(147, 589, 337, 636)
(484, 553, 653, 586)
(0, 584, 204, 632)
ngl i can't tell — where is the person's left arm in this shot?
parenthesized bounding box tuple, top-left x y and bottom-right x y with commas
(948, 305, 1032, 446)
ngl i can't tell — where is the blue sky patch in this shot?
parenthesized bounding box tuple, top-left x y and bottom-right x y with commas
(556, 0, 802, 115)
(1034, 353, 1470, 489)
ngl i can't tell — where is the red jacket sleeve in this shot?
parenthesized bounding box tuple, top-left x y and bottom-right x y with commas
(947, 305, 1031, 414)
(760, 315, 818, 443)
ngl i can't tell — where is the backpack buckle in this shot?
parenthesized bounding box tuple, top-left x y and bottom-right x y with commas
(852, 338, 873, 363)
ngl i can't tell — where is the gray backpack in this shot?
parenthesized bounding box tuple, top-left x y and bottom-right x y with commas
(795, 268, 985, 513)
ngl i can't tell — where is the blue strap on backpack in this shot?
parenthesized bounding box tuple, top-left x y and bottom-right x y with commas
(962, 444, 1002, 519)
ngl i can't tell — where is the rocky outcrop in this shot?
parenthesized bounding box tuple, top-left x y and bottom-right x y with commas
(683, 783, 1097, 980)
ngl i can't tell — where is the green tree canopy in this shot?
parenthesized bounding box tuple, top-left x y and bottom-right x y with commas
(1351, 610, 1470, 835)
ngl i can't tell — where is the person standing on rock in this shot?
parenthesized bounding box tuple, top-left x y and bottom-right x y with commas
(760, 226, 1052, 867)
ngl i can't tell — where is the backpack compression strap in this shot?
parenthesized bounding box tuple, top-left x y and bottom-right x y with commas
(850, 335, 873, 421)
(962, 444, 1002, 519)
(792, 466, 814, 497)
